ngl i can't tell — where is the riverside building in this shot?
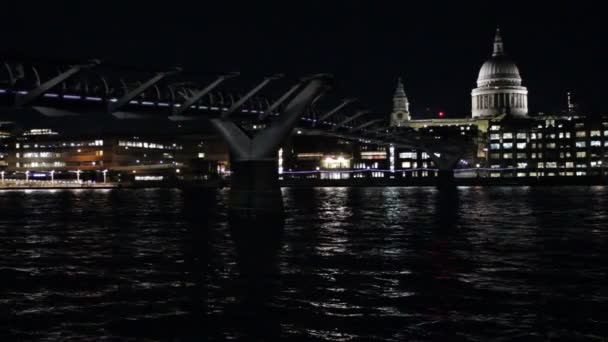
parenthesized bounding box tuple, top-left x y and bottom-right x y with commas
(3, 129, 217, 183)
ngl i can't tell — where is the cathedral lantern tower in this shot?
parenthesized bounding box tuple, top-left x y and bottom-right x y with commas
(391, 77, 411, 126)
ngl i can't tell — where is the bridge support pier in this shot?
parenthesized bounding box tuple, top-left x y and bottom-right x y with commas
(437, 168, 456, 189)
(210, 75, 330, 219)
(229, 159, 283, 220)
(431, 153, 462, 190)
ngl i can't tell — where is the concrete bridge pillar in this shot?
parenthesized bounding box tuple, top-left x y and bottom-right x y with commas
(211, 75, 330, 219)
(229, 159, 283, 219)
(431, 152, 462, 190)
(437, 168, 456, 189)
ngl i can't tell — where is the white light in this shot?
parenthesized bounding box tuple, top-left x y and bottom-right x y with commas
(176, 169, 181, 173)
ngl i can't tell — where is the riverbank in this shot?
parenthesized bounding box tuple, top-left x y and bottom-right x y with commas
(1, 175, 606, 190)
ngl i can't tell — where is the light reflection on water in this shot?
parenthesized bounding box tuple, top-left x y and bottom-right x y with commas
(0, 187, 607, 340)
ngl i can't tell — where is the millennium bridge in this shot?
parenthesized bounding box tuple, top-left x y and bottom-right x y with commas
(0, 59, 469, 217)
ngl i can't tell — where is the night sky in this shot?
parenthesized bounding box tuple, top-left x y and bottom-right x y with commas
(2, 2, 607, 119)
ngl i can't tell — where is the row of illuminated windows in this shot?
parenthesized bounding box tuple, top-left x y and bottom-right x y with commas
(15, 140, 103, 149)
(490, 141, 605, 150)
(490, 171, 589, 177)
(15, 151, 104, 158)
(490, 131, 608, 141)
(15, 162, 66, 168)
(490, 151, 590, 159)
(401, 161, 431, 168)
(118, 141, 183, 150)
(398, 152, 430, 159)
(353, 162, 380, 169)
(316, 171, 434, 179)
(490, 161, 602, 169)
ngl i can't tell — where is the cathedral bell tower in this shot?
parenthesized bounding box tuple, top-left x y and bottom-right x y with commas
(391, 77, 411, 127)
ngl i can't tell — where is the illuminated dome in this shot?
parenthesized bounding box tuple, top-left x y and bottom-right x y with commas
(471, 28, 528, 118)
(477, 56, 522, 87)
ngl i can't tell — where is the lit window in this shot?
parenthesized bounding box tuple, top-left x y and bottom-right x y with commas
(399, 152, 416, 159)
(546, 162, 557, 168)
(502, 133, 513, 139)
(576, 141, 586, 148)
(402, 161, 411, 168)
(591, 141, 601, 147)
(590, 130, 601, 137)
(537, 162, 544, 168)
(517, 143, 527, 149)
(372, 172, 384, 178)
(516, 133, 527, 139)
(566, 162, 574, 168)
(576, 151, 586, 158)
(517, 162, 528, 168)
(517, 153, 527, 159)
(503, 153, 513, 159)
(503, 143, 513, 149)
(490, 143, 500, 150)
(490, 125, 501, 131)
(576, 131, 586, 138)
(546, 143, 556, 149)
(198, 153, 206, 158)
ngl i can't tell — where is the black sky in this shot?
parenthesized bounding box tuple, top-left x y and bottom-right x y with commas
(2, 1, 607, 118)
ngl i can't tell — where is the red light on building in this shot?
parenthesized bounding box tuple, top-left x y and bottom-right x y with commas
(438, 111, 445, 118)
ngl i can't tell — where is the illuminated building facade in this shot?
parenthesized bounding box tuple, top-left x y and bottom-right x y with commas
(4, 130, 212, 182)
(485, 116, 608, 178)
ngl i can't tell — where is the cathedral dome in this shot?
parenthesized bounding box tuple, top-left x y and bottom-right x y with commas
(477, 56, 521, 86)
(476, 28, 522, 87)
(471, 28, 528, 118)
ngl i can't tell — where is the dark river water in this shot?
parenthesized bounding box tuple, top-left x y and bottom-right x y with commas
(1, 187, 607, 341)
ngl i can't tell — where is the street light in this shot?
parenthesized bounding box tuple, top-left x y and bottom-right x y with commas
(50, 170, 55, 182)
(102, 169, 108, 183)
(0, 171, 4, 182)
(25, 170, 30, 181)
(76, 170, 82, 182)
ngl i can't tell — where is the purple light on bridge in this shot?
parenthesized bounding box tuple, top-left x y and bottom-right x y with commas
(43, 93, 59, 98)
(63, 94, 81, 100)
(85, 96, 103, 101)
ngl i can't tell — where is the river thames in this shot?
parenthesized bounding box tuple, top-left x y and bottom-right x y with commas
(1, 186, 607, 341)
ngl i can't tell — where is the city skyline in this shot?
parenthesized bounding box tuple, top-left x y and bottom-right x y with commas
(1, 2, 606, 118)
